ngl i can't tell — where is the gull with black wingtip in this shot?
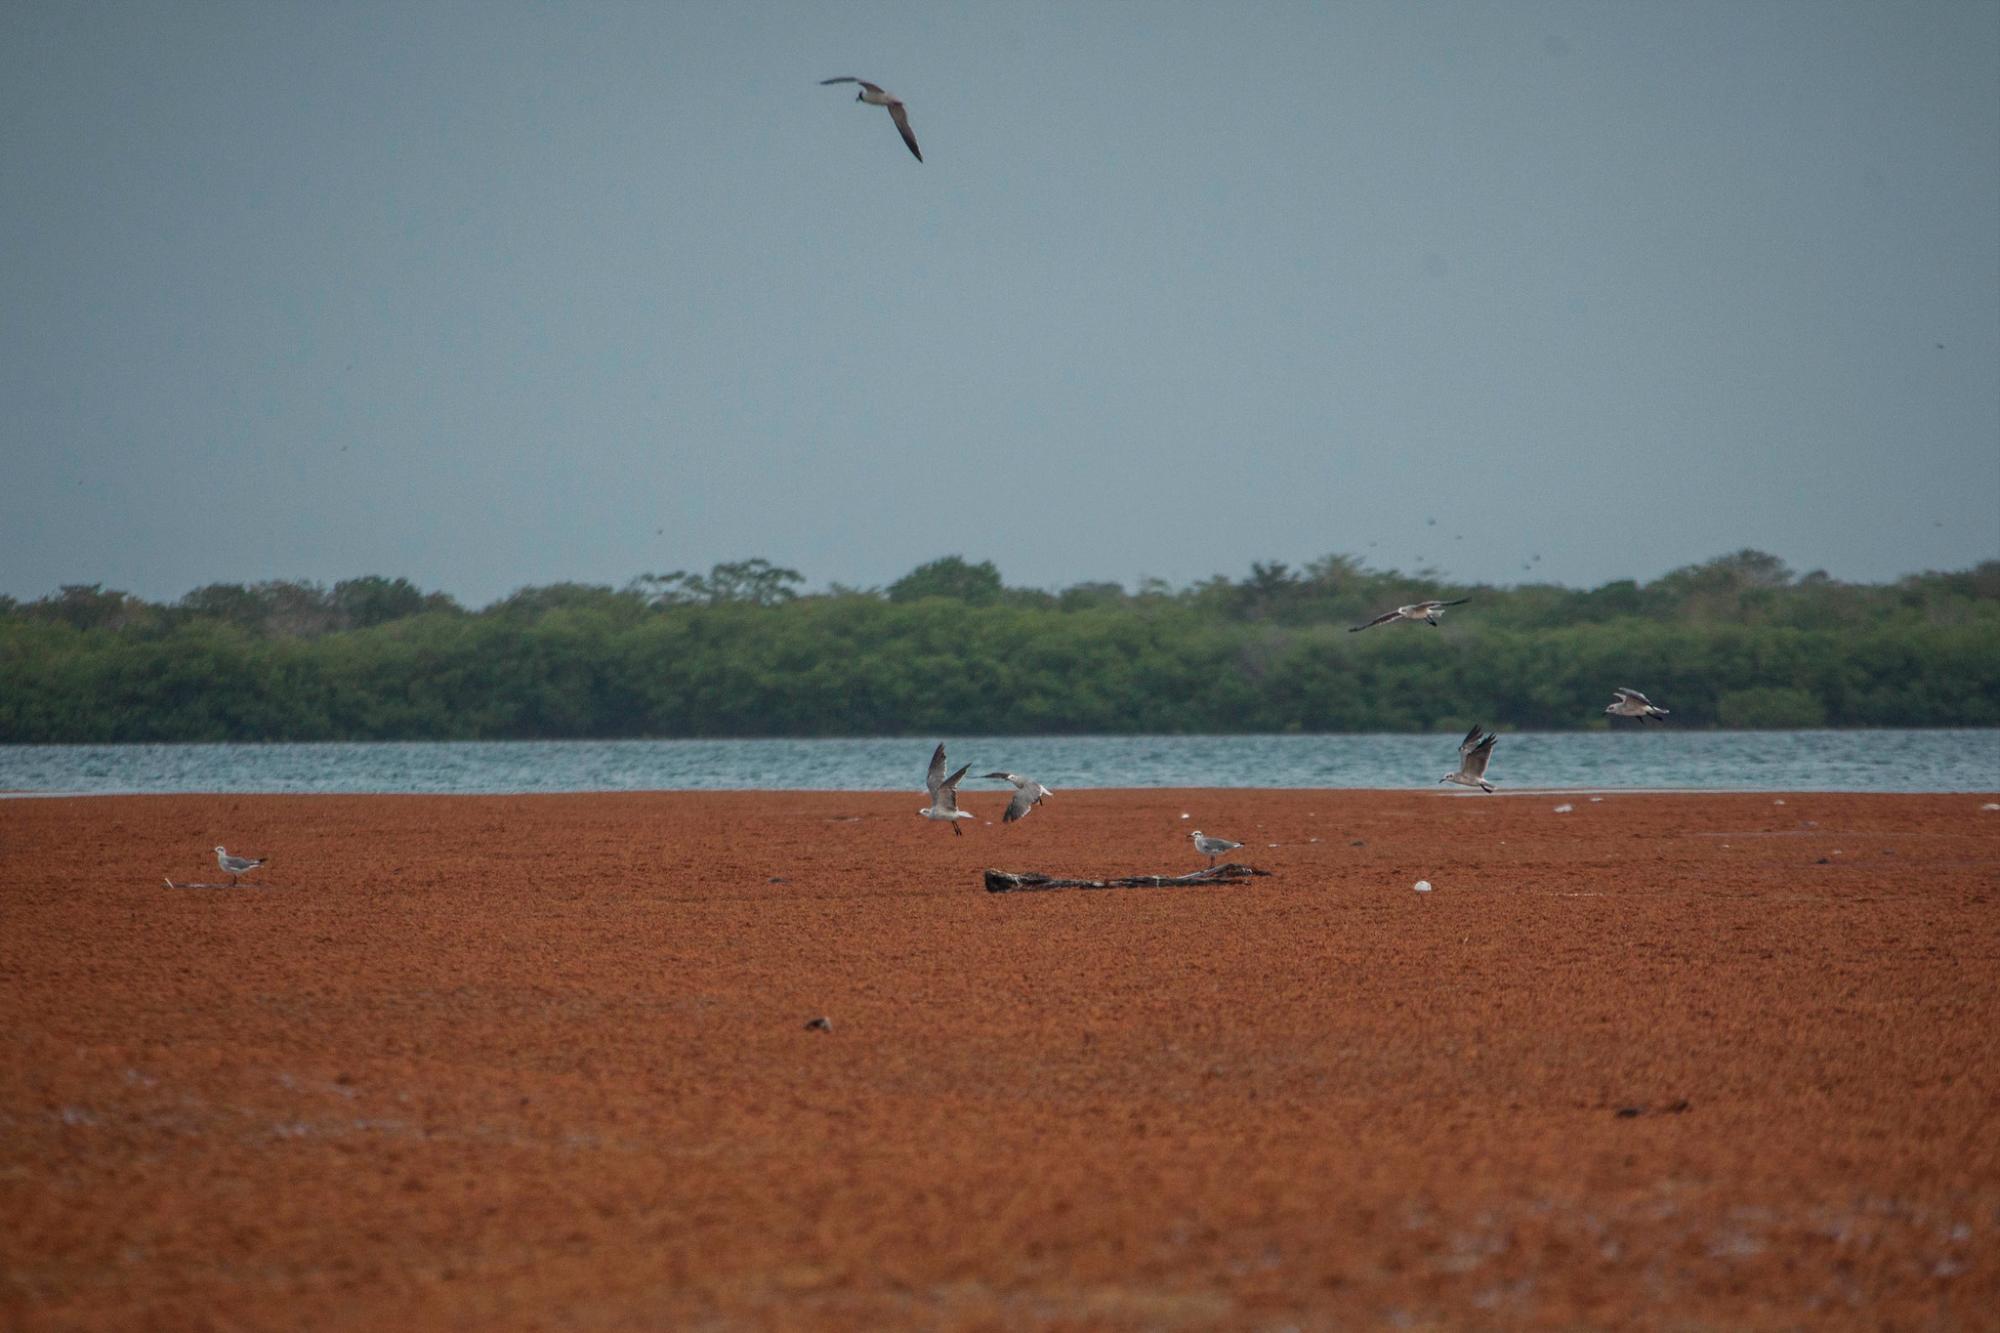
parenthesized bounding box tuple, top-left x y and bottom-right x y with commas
(983, 771, 1053, 824)
(1604, 687, 1670, 723)
(820, 77, 922, 161)
(1349, 598, 1471, 632)
(1190, 830, 1243, 867)
(1439, 726, 1498, 792)
(213, 845, 267, 885)
(919, 743, 974, 834)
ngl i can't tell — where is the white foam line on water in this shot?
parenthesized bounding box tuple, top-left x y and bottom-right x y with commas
(7, 785, 1991, 800)
(1431, 786, 1777, 797)
(0, 790, 122, 799)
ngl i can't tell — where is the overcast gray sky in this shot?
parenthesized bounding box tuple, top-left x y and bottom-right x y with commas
(4, 1, 1996, 607)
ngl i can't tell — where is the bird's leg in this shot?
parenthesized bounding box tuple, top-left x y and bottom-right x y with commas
(952, 822, 962, 837)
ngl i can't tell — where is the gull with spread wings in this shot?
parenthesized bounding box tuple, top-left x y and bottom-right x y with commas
(1439, 726, 1498, 792)
(983, 771, 1053, 824)
(920, 743, 973, 834)
(1604, 687, 1670, 722)
(820, 78, 922, 161)
(1349, 598, 1471, 631)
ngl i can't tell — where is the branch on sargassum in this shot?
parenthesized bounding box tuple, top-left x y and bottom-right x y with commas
(983, 863, 1271, 894)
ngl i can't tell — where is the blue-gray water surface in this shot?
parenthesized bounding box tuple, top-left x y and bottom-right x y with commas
(2, 732, 1994, 796)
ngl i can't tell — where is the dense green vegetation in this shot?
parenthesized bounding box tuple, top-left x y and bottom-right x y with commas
(3, 553, 1996, 741)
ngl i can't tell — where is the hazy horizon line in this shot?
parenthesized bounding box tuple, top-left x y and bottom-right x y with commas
(9, 545, 1997, 613)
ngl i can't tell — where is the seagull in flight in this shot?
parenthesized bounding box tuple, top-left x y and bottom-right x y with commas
(1190, 830, 1243, 867)
(820, 78, 922, 161)
(214, 845, 267, 885)
(920, 743, 973, 834)
(1604, 687, 1670, 723)
(1349, 599, 1470, 632)
(983, 771, 1053, 824)
(1439, 726, 1498, 792)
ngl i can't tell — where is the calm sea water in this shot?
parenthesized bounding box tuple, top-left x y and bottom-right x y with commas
(1, 731, 1994, 795)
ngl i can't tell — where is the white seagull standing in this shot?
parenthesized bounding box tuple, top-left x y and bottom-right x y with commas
(1439, 726, 1498, 792)
(920, 743, 974, 835)
(214, 845, 267, 885)
(983, 771, 1053, 824)
(1349, 598, 1471, 632)
(819, 78, 922, 161)
(1604, 687, 1670, 723)
(1190, 830, 1243, 867)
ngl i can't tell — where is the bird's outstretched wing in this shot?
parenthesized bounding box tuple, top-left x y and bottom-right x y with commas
(1457, 724, 1486, 757)
(982, 772, 1046, 822)
(1349, 609, 1400, 632)
(819, 77, 885, 94)
(887, 101, 922, 161)
(926, 743, 948, 799)
(1463, 732, 1497, 779)
(1438, 598, 1471, 608)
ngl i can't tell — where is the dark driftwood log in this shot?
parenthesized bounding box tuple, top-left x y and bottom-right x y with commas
(983, 862, 1271, 894)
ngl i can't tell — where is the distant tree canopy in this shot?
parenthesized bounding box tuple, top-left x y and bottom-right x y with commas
(888, 556, 1004, 605)
(335, 576, 439, 628)
(2, 551, 1996, 742)
(629, 559, 804, 609)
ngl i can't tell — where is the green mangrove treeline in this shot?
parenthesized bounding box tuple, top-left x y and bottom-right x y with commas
(3, 552, 1996, 742)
